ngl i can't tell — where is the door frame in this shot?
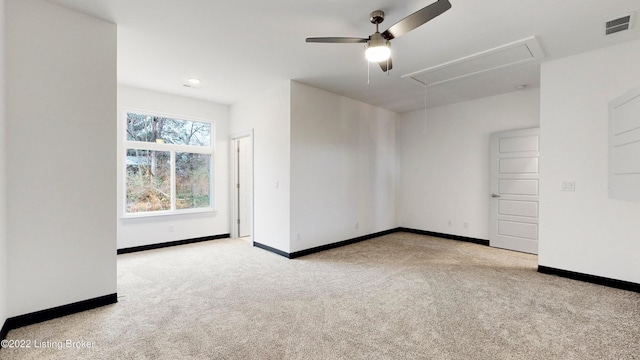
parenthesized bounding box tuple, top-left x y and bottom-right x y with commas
(230, 130, 254, 241)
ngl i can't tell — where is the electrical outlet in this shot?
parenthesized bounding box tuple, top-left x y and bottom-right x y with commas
(297, 233, 301, 241)
(355, 222, 359, 229)
(448, 220, 452, 227)
(463, 222, 468, 229)
(168, 225, 174, 232)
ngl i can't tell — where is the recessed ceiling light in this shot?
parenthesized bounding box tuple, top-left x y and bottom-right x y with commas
(188, 78, 201, 85)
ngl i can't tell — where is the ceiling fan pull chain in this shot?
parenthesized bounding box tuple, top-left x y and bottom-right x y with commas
(424, 84, 429, 133)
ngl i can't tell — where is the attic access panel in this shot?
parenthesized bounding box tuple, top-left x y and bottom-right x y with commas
(403, 36, 545, 87)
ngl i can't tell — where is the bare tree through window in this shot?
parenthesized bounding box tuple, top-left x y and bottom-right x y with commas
(125, 112, 213, 214)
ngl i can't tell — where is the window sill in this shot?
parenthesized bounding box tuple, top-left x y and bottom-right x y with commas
(121, 207, 217, 219)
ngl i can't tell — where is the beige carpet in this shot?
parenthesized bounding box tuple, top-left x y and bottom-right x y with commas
(2, 233, 639, 359)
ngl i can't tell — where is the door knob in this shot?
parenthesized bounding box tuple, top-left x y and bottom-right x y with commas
(491, 194, 501, 198)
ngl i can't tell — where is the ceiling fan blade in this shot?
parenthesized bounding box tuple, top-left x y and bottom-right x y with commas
(381, 0, 451, 40)
(306, 37, 368, 43)
(378, 57, 393, 72)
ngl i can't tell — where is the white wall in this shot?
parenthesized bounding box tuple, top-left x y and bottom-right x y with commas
(539, 39, 640, 284)
(5, 0, 116, 316)
(117, 85, 230, 249)
(230, 81, 291, 253)
(0, 0, 8, 329)
(398, 88, 540, 239)
(290, 81, 398, 252)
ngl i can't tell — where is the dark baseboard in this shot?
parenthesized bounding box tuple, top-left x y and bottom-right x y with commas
(253, 242, 292, 259)
(254, 227, 488, 259)
(1, 293, 117, 342)
(254, 228, 400, 259)
(0, 319, 9, 343)
(289, 228, 399, 259)
(538, 266, 639, 293)
(117, 234, 230, 254)
(397, 227, 490, 246)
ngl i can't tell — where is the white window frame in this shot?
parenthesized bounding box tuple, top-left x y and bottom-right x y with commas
(122, 108, 215, 218)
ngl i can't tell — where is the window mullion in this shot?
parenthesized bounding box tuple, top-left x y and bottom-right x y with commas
(124, 141, 167, 152)
(170, 150, 176, 212)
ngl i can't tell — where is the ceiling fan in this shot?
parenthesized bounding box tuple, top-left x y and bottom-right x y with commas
(306, 0, 451, 72)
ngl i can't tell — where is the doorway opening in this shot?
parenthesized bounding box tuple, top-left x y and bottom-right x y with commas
(231, 131, 254, 242)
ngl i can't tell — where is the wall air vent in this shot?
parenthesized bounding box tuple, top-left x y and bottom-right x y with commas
(606, 13, 634, 35)
(403, 36, 545, 88)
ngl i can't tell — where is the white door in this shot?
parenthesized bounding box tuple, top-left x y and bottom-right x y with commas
(489, 128, 540, 254)
(237, 136, 252, 237)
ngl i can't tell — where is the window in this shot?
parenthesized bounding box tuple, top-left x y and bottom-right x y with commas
(124, 111, 214, 216)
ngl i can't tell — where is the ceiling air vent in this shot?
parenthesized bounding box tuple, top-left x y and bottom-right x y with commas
(606, 13, 634, 35)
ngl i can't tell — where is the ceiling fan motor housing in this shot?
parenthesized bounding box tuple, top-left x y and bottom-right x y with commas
(368, 32, 388, 48)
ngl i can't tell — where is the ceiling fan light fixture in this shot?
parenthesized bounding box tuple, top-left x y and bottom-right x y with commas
(365, 44, 391, 63)
(365, 33, 391, 63)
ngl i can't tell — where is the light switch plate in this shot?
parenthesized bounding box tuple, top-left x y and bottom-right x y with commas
(561, 181, 575, 191)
